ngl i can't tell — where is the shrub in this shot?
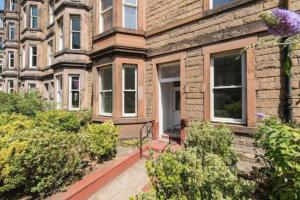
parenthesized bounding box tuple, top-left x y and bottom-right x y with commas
(35, 110, 82, 132)
(185, 121, 238, 166)
(84, 122, 119, 161)
(255, 118, 300, 199)
(143, 149, 253, 200)
(0, 92, 45, 116)
(0, 128, 85, 197)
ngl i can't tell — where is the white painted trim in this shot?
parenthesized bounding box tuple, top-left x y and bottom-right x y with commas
(99, 65, 113, 116)
(99, 0, 113, 33)
(29, 46, 37, 68)
(30, 6, 38, 29)
(70, 15, 81, 50)
(58, 20, 64, 51)
(122, 0, 138, 30)
(122, 64, 138, 117)
(8, 51, 14, 68)
(56, 75, 63, 109)
(68, 75, 80, 111)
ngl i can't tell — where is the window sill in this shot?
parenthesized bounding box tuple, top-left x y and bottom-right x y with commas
(20, 67, 40, 72)
(53, 49, 89, 58)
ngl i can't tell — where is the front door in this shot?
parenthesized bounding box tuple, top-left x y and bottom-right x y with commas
(172, 87, 181, 130)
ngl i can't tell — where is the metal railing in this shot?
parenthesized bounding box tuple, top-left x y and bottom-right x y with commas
(138, 120, 154, 158)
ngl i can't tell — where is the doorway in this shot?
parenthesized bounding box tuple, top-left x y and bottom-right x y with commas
(158, 62, 181, 139)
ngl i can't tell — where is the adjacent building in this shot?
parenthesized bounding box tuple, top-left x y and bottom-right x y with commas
(1, 0, 299, 150)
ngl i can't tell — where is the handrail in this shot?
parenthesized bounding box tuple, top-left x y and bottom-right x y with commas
(139, 120, 154, 158)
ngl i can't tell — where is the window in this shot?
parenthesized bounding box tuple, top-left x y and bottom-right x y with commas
(210, 0, 234, 9)
(49, 4, 54, 25)
(123, 0, 137, 29)
(70, 16, 81, 49)
(99, 66, 113, 116)
(28, 83, 36, 91)
(8, 51, 14, 68)
(10, 0, 16, 11)
(99, 0, 113, 33)
(22, 46, 26, 68)
(30, 6, 38, 28)
(211, 53, 246, 123)
(23, 7, 27, 28)
(0, 60, 3, 75)
(69, 75, 80, 110)
(48, 41, 53, 65)
(58, 19, 64, 51)
(122, 64, 137, 116)
(0, 37, 3, 50)
(30, 46, 37, 68)
(8, 23, 15, 40)
(7, 80, 14, 93)
(44, 83, 51, 102)
(0, 17, 3, 28)
(56, 76, 63, 109)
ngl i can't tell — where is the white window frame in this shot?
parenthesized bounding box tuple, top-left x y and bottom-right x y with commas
(70, 16, 81, 50)
(158, 62, 180, 83)
(210, 53, 246, 124)
(23, 7, 27, 29)
(8, 23, 15, 40)
(209, 0, 233, 9)
(58, 19, 64, 51)
(7, 80, 14, 93)
(49, 4, 54, 25)
(30, 6, 38, 28)
(48, 41, 53, 66)
(22, 46, 26, 68)
(29, 46, 37, 68)
(10, 0, 16, 11)
(0, 60, 3, 75)
(68, 75, 80, 111)
(8, 51, 14, 68)
(99, 66, 113, 116)
(0, 17, 3, 28)
(122, 64, 137, 117)
(99, 0, 113, 33)
(122, 0, 137, 30)
(56, 75, 63, 109)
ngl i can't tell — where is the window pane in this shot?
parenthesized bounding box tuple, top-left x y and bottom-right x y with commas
(124, 66, 136, 90)
(102, 9, 113, 32)
(125, 0, 136, 4)
(214, 88, 242, 119)
(213, 0, 233, 8)
(124, 6, 137, 29)
(102, 67, 112, 90)
(102, 92, 112, 113)
(71, 91, 80, 108)
(124, 91, 136, 114)
(72, 17, 80, 31)
(71, 77, 80, 90)
(175, 90, 180, 111)
(32, 46, 37, 54)
(72, 32, 80, 49)
(101, 0, 112, 10)
(32, 18, 38, 28)
(31, 7, 37, 16)
(160, 65, 180, 79)
(214, 54, 242, 87)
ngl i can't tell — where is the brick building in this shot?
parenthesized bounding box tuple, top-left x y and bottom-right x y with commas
(0, 0, 299, 150)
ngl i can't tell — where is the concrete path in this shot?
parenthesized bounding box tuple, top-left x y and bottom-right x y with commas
(88, 159, 148, 200)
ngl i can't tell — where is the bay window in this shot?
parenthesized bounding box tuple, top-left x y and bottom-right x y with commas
(99, 66, 113, 116)
(0, 60, 3, 75)
(70, 16, 81, 49)
(48, 41, 53, 65)
(56, 76, 63, 109)
(211, 53, 246, 123)
(49, 4, 54, 25)
(30, 6, 38, 28)
(99, 0, 113, 33)
(58, 19, 64, 51)
(30, 46, 37, 68)
(8, 51, 14, 68)
(28, 83, 37, 91)
(69, 75, 80, 110)
(210, 0, 234, 9)
(122, 64, 137, 116)
(123, 0, 137, 29)
(10, 0, 16, 11)
(7, 80, 14, 93)
(8, 23, 15, 40)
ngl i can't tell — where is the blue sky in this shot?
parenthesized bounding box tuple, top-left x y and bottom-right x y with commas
(0, 0, 3, 10)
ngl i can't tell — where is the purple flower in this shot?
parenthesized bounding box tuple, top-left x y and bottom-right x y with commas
(256, 113, 267, 119)
(260, 9, 300, 36)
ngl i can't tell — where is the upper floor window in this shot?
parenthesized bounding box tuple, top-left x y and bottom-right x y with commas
(0, 60, 3, 75)
(58, 19, 64, 51)
(210, 0, 234, 9)
(23, 7, 27, 28)
(30, 46, 37, 68)
(69, 75, 80, 110)
(123, 0, 137, 29)
(8, 23, 15, 40)
(49, 4, 54, 25)
(0, 37, 3, 50)
(30, 6, 38, 29)
(10, 0, 16, 11)
(0, 17, 3, 28)
(122, 64, 137, 117)
(22, 46, 25, 68)
(211, 53, 246, 124)
(8, 51, 14, 68)
(99, 0, 113, 33)
(48, 41, 53, 65)
(99, 66, 113, 116)
(70, 16, 81, 49)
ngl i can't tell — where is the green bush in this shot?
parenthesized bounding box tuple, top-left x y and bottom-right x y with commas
(185, 122, 238, 166)
(255, 118, 300, 200)
(0, 92, 45, 116)
(143, 149, 253, 200)
(84, 122, 119, 161)
(35, 110, 82, 132)
(0, 128, 85, 197)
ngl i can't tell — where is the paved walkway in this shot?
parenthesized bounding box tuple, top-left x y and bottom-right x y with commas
(88, 159, 148, 200)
